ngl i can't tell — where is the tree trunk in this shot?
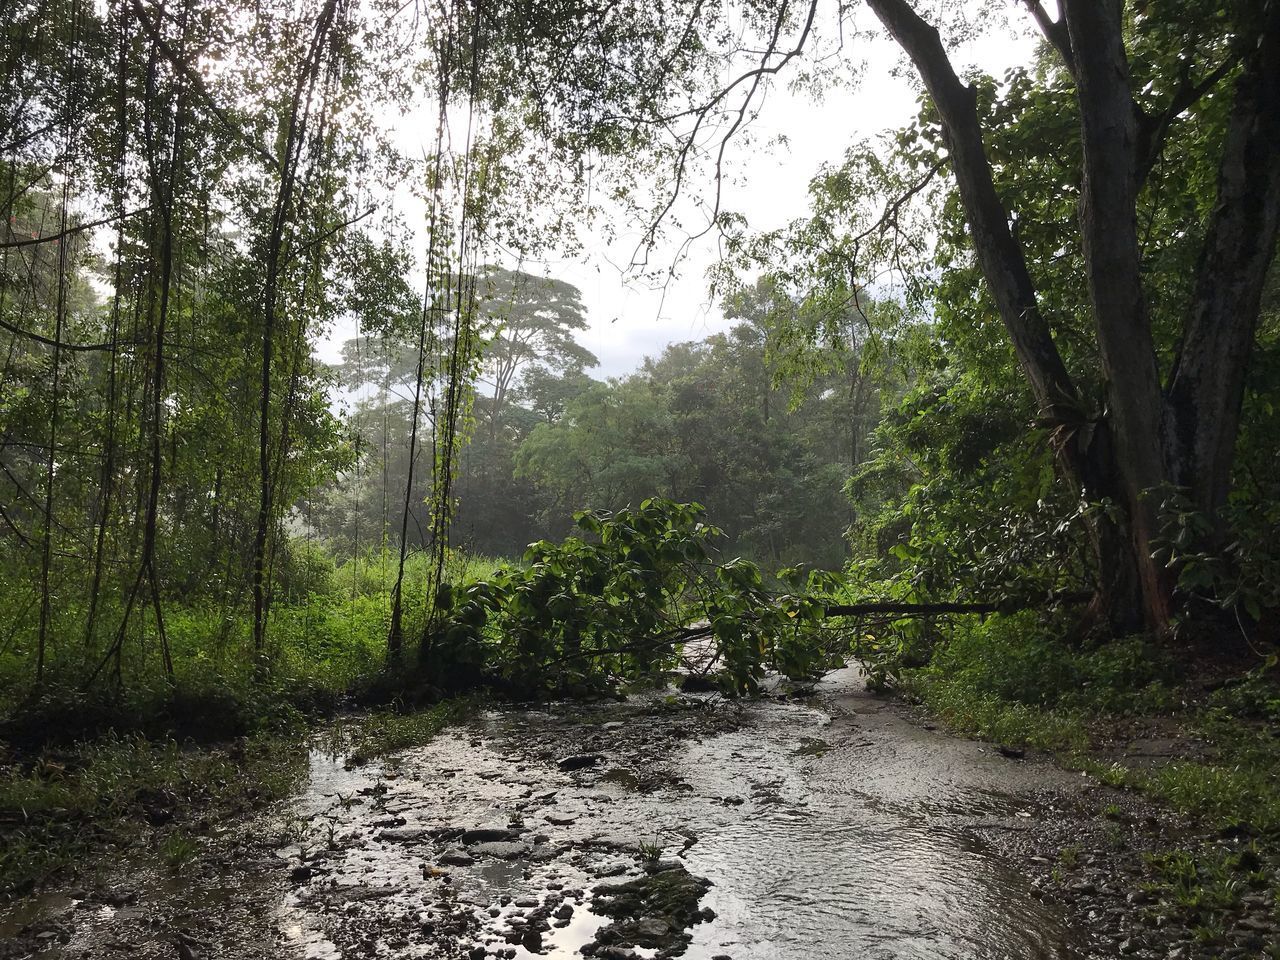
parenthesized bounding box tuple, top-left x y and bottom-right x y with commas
(1164, 3, 1280, 523)
(1061, 0, 1173, 631)
(865, 0, 1156, 633)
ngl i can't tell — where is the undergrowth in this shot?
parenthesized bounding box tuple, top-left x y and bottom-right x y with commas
(0, 732, 305, 897)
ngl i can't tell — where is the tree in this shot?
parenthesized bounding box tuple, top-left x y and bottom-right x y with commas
(474, 267, 597, 437)
(461, 0, 1279, 636)
(858, 0, 1280, 633)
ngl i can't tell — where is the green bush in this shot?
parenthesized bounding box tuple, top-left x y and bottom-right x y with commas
(424, 498, 837, 696)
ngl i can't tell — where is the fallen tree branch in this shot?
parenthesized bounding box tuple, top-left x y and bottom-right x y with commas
(822, 592, 1090, 618)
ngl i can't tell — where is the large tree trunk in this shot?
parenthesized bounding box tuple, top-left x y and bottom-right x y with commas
(1061, 0, 1173, 631)
(865, 0, 1154, 633)
(1164, 3, 1280, 524)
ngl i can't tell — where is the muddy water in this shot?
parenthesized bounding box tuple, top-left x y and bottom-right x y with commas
(3, 668, 1097, 959)
(272, 668, 1091, 960)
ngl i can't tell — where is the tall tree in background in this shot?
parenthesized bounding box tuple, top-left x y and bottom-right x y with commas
(475, 267, 597, 438)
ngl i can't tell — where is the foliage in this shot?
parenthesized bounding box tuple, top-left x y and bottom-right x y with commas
(424, 498, 838, 696)
(1153, 485, 1280, 627)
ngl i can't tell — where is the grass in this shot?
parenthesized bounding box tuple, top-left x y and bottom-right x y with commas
(637, 837, 664, 864)
(1140, 842, 1273, 946)
(334, 697, 479, 766)
(903, 672, 1090, 752)
(0, 731, 307, 896)
(0, 543, 515, 898)
(896, 613, 1280, 830)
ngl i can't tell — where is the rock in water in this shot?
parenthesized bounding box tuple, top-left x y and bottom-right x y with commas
(558, 753, 604, 771)
(469, 841, 531, 860)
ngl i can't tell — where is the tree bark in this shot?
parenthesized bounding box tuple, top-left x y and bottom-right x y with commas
(1164, 3, 1280, 522)
(1060, 0, 1173, 631)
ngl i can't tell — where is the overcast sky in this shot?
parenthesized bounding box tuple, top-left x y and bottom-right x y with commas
(317, 4, 1042, 381)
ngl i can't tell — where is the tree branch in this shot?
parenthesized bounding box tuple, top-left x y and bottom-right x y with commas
(1, 207, 151, 250)
(1136, 54, 1237, 184)
(0, 317, 139, 353)
(1020, 0, 1075, 77)
(864, 0, 1080, 424)
(129, 0, 279, 172)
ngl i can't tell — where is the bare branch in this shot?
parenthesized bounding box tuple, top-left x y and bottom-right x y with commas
(1, 207, 151, 249)
(1020, 0, 1075, 77)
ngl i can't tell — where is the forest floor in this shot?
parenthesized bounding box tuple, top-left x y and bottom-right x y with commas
(1, 667, 1276, 960)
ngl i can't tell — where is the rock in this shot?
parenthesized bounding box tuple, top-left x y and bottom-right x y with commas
(645, 859, 684, 874)
(996, 744, 1026, 760)
(514, 896, 540, 908)
(469, 841, 531, 860)
(1237, 916, 1277, 933)
(546, 813, 577, 826)
(558, 754, 604, 772)
(438, 848, 475, 866)
(530, 843, 566, 861)
(461, 827, 518, 844)
(289, 865, 313, 882)
(554, 904, 574, 920)
(1118, 938, 1137, 954)
(634, 917, 670, 939)
(377, 827, 432, 843)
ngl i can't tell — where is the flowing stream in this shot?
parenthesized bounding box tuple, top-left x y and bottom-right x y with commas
(2, 668, 1098, 959)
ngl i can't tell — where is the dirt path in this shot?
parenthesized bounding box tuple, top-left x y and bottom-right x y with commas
(0, 669, 1261, 960)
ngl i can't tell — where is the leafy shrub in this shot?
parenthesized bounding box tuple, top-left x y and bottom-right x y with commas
(423, 498, 837, 696)
(887, 611, 1178, 716)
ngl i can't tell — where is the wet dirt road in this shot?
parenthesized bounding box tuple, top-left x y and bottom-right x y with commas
(2, 668, 1106, 960)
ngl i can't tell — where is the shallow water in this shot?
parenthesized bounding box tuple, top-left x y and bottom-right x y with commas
(270, 669, 1088, 960)
(2, 669, 1094, 959)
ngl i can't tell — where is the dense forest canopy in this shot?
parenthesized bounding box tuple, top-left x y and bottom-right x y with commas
(1, 0, 1278, 708)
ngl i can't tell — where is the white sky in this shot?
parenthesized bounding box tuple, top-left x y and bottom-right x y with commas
(317, 4, 1043, 380)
